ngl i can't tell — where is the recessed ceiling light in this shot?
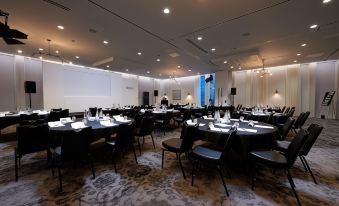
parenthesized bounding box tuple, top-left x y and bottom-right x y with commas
(17, 50, 22, 54)
(75, 56, 79, 59)
(230, 66, 234, 69)
(103, 40, 109, 44)
(310, 24, 318, 29)
(57, 25, 64, 30)
(293, 60, 297, 63)
(197, 36, 203, 41)
(297, 53, 301, 56)
(137, 52, 142, 56)
(211, 48, 216, 51)
(147, 71, 150, 74)
(163, 8, 170, 14)
(106, 65, 110, 68)
(301, 43, 307, 47)
(177, 65, 181, 68)
(223, 60, 227, 64)
(39, 48, 43, 51)
(323, 0, 332, 3)
(125, 69, 129, 72)
(55, 50, 59, 54)
(188, 69, 192, 72)
(156, 58, 160, 62)
(39, 56, 42, 60)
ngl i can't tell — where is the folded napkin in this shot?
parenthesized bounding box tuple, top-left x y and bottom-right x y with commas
(220, 128, 230, 133)
(140, 109, 145, 113)
(210, 127, 222, 132)
(71, 122, 87, 129)
(48, 121, 65, 128)
(203, 116, 214, 120)
(87, 117, 96, 121)
(60, 117, 73, 123)
(113, 115, 121, 119)
(186, 120, 197, 126)
(100, 120, 117, 127)
(199, 123, 206, 127)
(230, 119, 239, 121)
(238, 128, 258, 133)
(254, 125, 274, 129)
(215, 123, 232, 127)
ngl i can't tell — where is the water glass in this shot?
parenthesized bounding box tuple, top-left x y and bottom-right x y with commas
(82, 118, 88, 125)
(240, 116, 244, 121)
(71, 116, 76, 121)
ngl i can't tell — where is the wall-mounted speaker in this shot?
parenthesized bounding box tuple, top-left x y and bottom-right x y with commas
(231, 88, 236, 95)
(154, 90, 158, 97)
(24, 81, 36, 94)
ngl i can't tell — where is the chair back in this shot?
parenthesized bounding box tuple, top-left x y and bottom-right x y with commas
(16, 123, 49, 156)
(299, 111, 310, 128)
(60, 126, 92, 161)
(286, 129, 309, 168)
(280, 117, 295, 140)
(288, 108, 295, 117)
(182, 110, 191, 121)
(51, 108, 62, 112)
(220, 129, 237, 163)
(139, 116, 155, 136)
(20, 119, 45, 126)
(20, 113, 39, 121)
(59, 109, 69, 118)
(300, 124, 323, 156)
(48, 111, 60, 121)
(284, 107, 290, 114)
(163, 112, 173, 125)
(115, 122, 136, 148)
(180, 122, 198, 151)
(294, 112, 305, 129)
(89, 107, 97, 117)
(281, 106, 286, 113)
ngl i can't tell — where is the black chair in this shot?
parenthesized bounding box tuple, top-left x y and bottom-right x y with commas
(250, 129, 309, 206)
(299, 111, 310, 129)
(161, 122, 198, 179)
(15, 123, 50, 181)
(59, 109, 69, 118)
(48, 111, 61, 122)
(284, 107, 290, 114)
(50, 126, 95, 192)
(51, 108, 62, 112)
(173, 110, 191, 127)
(89, 107, 97, 117)
(281, 106, 286, 113)
(135, 116, 156, 154)
(155, 112, 173, 136)
(276, 124, 323, 184)
(288, 107, 295, 117)
(20, 113, 39, 121)
(277, 117, 295, 140)
(106, 122, 138, 173)
(190, 129, 237, 196)
(292, 112, 305, 134)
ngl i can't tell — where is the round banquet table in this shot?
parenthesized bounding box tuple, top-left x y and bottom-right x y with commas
(196, 118, 278, 161)
(49, 117, 134, 147)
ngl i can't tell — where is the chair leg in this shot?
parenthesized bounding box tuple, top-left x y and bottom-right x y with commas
(57, 164, 63, 192)
(150, 134, 156, 149)
(112, 150, 117, 173)
(90, 154, 95, 179)
(299, 156, 308, 172)
(161, 149, 165, 168)
(51, 156, 55, 177)
(251, 163, 256, 190)
(142, 136, 145, 145)
(178, 153, 186, 179)
(131, 145, 138, 164)
(301, 156, 317, 184)
(191, 161, 195, 186)
(286, 170, 302, 206)
(137, 137, 142, 155)
(14, 148, 18, 181)
(218, 167, 230, 197)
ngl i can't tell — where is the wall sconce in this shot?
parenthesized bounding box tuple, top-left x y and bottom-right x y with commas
(275, 89, 278, 94)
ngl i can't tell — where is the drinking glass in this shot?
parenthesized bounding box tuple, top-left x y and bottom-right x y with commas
(240, 116, 244, 122)
(72, 116, 76, 121)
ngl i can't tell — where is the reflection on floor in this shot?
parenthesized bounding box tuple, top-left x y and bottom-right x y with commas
(0, 118, 338, 205)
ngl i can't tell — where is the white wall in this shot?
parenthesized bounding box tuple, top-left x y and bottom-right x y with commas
(42, 62, 139, 112)
(232, 60, 339, 118)
(215, 70, 232, 105)
(0, 54, 15, 111)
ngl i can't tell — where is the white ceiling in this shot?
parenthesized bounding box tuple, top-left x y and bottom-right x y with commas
(1, 0, 339, 78)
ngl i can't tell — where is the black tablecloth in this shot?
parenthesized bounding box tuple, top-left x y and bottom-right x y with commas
(197, 118, 277, 160)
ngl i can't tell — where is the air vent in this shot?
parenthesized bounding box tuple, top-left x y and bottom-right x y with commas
(305, 53, 324, 59)
(42, 0, 71, 11)
(89, 28, 97, 33)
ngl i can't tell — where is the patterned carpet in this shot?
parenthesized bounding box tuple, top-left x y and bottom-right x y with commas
(0, 118, 338, 206)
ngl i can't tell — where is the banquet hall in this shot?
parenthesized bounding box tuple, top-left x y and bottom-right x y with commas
(0, 0, 339, 205)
